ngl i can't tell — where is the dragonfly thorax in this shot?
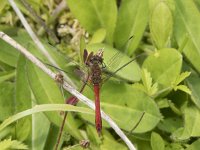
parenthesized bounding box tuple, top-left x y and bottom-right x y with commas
(84, 49, 104, 85)
(89, 50, 103, 85)
(90, 62, 102, 85)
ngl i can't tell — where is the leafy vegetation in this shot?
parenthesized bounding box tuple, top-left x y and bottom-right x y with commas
(0, 0, 200, 149)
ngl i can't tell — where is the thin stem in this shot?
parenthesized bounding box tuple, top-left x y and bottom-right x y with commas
(0, 32, 136, 150)
(55, 75, 89, 150)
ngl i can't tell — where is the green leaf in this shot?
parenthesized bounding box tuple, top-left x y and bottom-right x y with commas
(142, 48, 182, 88)
(32, 111, 50, 150)
(151, 132, 165, 150)
(158, 117, 183, 133)
(172, 105, 200, 140)
(89, 28, 106, 44)
(0, 0, 8, 13)
(67, 0, 117, 44)
(167, 100, 182, 116)
(0, 70, 15, 83)
(156, 98, 169, 108)
(114, 0, 148, 55)
(87, 43, 141, 82)
(150, 2, 173, 49)
(81, 82, 161, 133)
(15, 54, 32, 112)
(175, 0, 200, 51)
(174, 71, 191, 85)
(186, 139, 200, 150)
(139, 68, 158, 96)
(174, 85, 191, 95)
(0, 104, 93, 132)
(43, 124, 61, 150)
(0, 138, 28, 150)
(165, 143, 184, 150)
(186, 73, 200, 109)
(0, 37, 19, 67)
(15, 55, 32, 142)
(100, 134, 127, 150)
(86, 125, 102, 146)
(174, 0, 200, 73)
(0, 82, 14, 121)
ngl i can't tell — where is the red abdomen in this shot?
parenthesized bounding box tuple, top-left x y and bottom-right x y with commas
(94, 84, 102, 135)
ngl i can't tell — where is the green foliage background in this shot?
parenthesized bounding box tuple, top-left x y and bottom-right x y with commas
(0, 0, 200, 149)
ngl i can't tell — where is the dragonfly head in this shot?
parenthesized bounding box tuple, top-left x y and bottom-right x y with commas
(90, 49, 104, 65)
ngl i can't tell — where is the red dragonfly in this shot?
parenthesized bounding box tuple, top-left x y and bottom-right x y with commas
(53, 48, 145, 150)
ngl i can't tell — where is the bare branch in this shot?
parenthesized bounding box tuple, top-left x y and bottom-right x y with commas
(0, 32, 136, 150)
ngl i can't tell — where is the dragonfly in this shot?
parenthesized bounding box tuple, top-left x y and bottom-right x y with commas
(51, 47, 146, 150)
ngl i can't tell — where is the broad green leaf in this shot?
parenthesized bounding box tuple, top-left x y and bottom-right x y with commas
(150, 2, 173, 49)
(174, 0, 200, 73)
(80, 82, 161, 133)
(86, 125, 102, 146)
(15, 55, 32, 111)
(175, 0, 200, 50)
(87, 43, 141, 82)
(89, 28, 106, 44)
(114, 0, 148, 55)
(149, 0, 161, 12)
(15, 118, 31, 142)
(0, 126, 13, 140)
(100, 134, 127, 150)
(0, 138, 28, 149)
(67, 0, 117, 44)
(165, 143, 184, 150)
(186, 139, 200, 150)
(15, 55, 32, 142)
(26, 61, 83, 140)
(0, 82, 14, 121)
(43, 124, 60, 150)
(142, 48, 182, 88)
(86, 125, 127, 149)
(186, 74, 200, 109)
(157, 117, 183, 133)
(0, 38, 19, 67)
(151, 132, 165, 150)
(172, 105, 200, 140)
(0, 71, 15, 83)
(0, 26, 18, 37)
(32, 112, 50, 150)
